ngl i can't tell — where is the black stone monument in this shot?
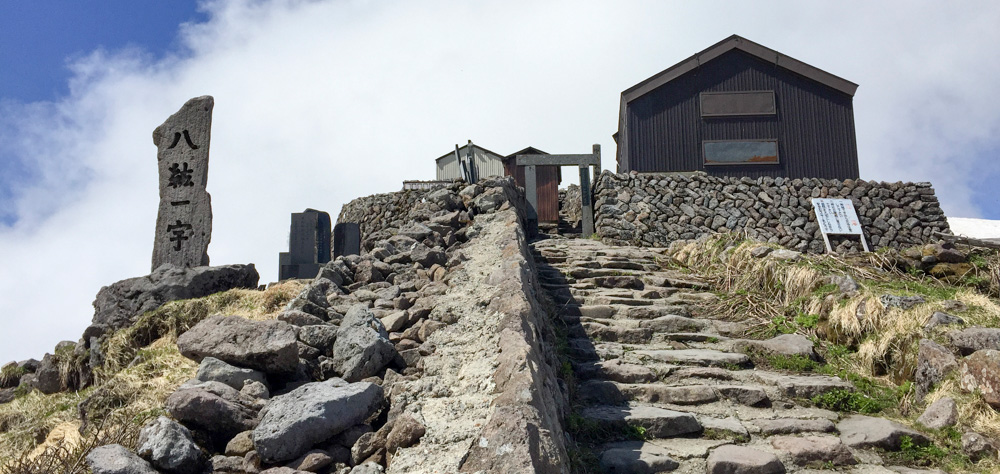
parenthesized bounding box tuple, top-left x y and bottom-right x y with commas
(278, 209, 331, 280)
(333, 222, 361, 258)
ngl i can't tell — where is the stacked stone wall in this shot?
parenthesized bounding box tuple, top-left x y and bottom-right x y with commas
(594, 171, 950, 252)
(337, 188, 435, 242)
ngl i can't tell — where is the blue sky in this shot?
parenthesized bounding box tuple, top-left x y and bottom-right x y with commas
(1, 0, 999, 363)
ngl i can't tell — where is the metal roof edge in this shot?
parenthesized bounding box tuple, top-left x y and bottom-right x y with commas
(620, 34, 858, 105)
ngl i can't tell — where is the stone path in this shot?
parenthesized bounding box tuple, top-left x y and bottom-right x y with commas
(531, 237, 942, 474)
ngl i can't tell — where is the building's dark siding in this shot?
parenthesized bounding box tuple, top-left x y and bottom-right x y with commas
(625, 50, 858, 179)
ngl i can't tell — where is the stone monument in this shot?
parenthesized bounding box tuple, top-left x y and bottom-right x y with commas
(279, 209, 332, 280)
(151, 96, 214, 271)
(333, 222, 360, 258)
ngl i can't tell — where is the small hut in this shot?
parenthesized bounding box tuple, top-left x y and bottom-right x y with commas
(503, 147, 561, 225)
(435, 141, 505, 183)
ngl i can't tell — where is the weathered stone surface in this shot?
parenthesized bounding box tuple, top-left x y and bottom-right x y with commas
(86, 444, 158, 474)
(241, 380, 270, 400)
(350, 431, 385, 465)
(177, 315, 298, 375)
(33, 353, 62, 394)
(575, 360, 658, 383)
(754, 373, 854, 399)
(581, 405, 702, 438)
(151, 96, 214, 271)
(838, 415, 929, 450)
(770, 435, 855, 466)
(750, 418, 835, 435)
(253, 379, 384, 463)
(349, 462, 385, 474)
(880, 294, 925, 310)
(632, 349, 749, 367)
(287, 449, 334, 472)
(278, 310, 326, 327)
(196, 357, 268, 391)
(915, 339, 957, 400)
(87, 263, 259, 339)
(385, 415, 426, 453)
(924, 311, 963, 330)
(949, 327, 1000, 355)
(208, 455, 245, 473)
(916, 397, 957, 429)
(706, 445, 785, 474)
(0, 387, 14, 404)
(769, 249, 801, 261)
(961, 431, 999, 461)
(330, 305, 396, 382)
(137, 416, 204, 474)
(165, 381, 259, 445)
(225, 430, 255, 457)
(959, 349, 1000, 407)
(735, 334, 816, 359)
(715, 385, 770, 407)
(298, 325, 338, 355)
(600, 441, 680, 473)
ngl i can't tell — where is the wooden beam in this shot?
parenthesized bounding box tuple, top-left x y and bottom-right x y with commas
(515, 154, 600, 167)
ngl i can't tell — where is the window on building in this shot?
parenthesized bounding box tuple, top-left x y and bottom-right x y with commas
(703, 140, 779, 165)
(700, 91, 776, 117)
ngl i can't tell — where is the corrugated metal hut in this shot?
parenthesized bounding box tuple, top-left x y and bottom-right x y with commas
(435, 141, 506, 183)
(503, 147, 562, 224)
(615, 34, 859, 179)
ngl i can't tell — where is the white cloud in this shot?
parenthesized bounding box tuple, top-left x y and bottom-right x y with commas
(2, 0, 1000, 362)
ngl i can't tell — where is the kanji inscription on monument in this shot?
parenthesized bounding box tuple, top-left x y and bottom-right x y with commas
(151, 96, 214, 270)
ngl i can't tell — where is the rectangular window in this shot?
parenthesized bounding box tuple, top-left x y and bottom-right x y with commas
(703, 140, 779, 165)
(700, 91, 776, 117)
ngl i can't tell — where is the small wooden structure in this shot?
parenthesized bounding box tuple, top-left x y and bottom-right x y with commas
(615, 34, 859, 179)
(435, 141, 505, 183)
(516, 145, 601, 237)
(503, 147, 561, 224)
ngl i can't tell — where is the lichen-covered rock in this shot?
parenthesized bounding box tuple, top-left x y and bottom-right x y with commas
(915, 339, 957, 401)
(330, 305, 396, 381)
(253, 379, 383, 463)
(136, 416, 204, 474)
(177, 315, 298, 375)
(959, 349, 1000, 407)
(770, 435, 855, 466)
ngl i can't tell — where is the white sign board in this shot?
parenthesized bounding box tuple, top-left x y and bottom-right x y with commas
(811, 198, 870, 252)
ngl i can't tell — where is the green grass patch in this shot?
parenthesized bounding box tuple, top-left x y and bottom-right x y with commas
(766, 354, 822, 372)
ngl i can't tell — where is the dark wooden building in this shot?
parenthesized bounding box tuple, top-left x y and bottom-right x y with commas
(503, 147, 561, 224)
(615, 34, 859, 179)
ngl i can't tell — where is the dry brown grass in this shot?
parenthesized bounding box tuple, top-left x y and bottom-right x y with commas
(0, 280, 303, 471)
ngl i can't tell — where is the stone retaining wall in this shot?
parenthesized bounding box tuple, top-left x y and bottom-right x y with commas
(594, 171, 951, 252)
(337, 187, 436, 243)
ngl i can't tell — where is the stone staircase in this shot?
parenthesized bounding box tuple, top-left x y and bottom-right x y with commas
(531, 237, 943, 474)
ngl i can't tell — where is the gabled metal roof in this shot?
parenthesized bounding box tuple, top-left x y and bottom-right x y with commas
(434, 143, 505, 162)
(615, 35, 859, 167)
(621, 34, 858, 103)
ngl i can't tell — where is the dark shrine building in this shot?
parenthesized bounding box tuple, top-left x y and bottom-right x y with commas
(615, 35, 859, 179)
(504, 147, 561, 224)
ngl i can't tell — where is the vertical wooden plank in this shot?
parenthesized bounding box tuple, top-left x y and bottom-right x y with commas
(525, 164, 538, 236)
(580, 165, 594, 237)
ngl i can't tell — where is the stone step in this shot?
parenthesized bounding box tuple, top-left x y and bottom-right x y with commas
(750, 372, 854, 399)
(631, 349, 751, 368)
(584, 296, 655, 306)
(572, 322, 654, 344)
(599, 441, 680, 473)
(574, 360, 659, 383)
(659, 332, 726, 343)
(580, 405, 703, 439)
(746, 417, 836, 435)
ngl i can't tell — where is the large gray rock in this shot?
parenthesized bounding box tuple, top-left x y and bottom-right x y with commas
(915, 339, 957, 400)
(734, 333, 816, 360)
(177, 315, 298, 375)
(916, 397, 958, 429)
(33, 353, 63, 394)
(196, 357, 268, 390)
(86, 444, 158, 474)
(706, 445, 785, 474)
(88, 263, 258, 339)
(600, 441, 679, 473)
(151, 96, 214, 271)
(948, 327, 1000, 355)
(330, 305, 396, 381)
(165, 381, 259, 446)
(253, 378, 384, 463)
(298, 325, 338, 356)
(137, 416, 204, 474)
(837, 415, 929, 450)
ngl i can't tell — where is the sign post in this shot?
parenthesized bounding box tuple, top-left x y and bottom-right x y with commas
(811, 198, 870, 253)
